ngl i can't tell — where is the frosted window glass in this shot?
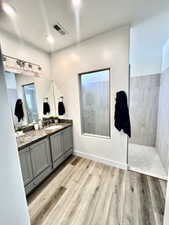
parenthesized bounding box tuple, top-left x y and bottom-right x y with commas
(23, 83, 38, 123)
(80, 69, 110, 137)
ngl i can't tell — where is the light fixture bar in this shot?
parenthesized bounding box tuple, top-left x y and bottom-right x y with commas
(2, 55, 41, 68)
(2, 54, 42, 76)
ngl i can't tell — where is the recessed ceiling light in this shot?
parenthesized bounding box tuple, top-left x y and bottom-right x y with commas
(46, 35, 54, 44)
(2, 2, 16, 17)
(72, 0, 81, 8)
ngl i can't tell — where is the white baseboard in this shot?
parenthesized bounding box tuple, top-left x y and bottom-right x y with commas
(73, 151, 168, 180)
(74, 150, 128, 170)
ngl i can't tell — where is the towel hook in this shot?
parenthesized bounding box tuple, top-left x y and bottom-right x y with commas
(59, 96, 64, 101)
(43, 97, 48, 102)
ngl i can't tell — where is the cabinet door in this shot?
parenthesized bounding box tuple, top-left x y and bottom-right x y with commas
(50, 132, 63, 162)
(19, 147, 33, 186)
(63, 127, 73, 153)
(30, 138, 52, 178)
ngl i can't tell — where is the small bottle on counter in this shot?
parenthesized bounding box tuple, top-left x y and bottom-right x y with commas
(39, 120, 43, 129)
(34, 123, 39, 130)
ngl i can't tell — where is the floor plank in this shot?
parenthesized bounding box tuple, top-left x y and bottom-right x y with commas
(147, 176, 165, 225)
(122, 171, 140, 225)
(27, 156, 167, 225)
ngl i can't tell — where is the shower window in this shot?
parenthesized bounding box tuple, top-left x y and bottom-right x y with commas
(23, 83, 38, 123)
(79, 68, 110, 137)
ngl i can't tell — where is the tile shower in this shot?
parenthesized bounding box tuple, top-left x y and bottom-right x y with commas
(128, 73, 168, 179)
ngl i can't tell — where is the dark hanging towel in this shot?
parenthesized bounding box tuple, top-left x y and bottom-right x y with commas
(114, 91, 131, 137)
(15, 99, 24, 122)
(58, 97, 65, 115)
(43, 102, 50, 115)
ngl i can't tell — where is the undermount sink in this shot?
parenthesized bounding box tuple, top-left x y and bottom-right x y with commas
(45, 125, 63, 131)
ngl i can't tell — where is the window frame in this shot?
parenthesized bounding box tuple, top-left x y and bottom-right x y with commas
(78, 68, 111, 139)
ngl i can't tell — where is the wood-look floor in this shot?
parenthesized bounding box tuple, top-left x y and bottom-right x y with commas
(28, 156, 167, 225)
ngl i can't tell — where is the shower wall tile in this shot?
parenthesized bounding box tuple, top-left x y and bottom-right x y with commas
(129, 74, 160, 146)
(156, 67, 169, 173)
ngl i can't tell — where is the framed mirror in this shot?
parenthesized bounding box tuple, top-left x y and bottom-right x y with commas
(4, 71, 57, 129)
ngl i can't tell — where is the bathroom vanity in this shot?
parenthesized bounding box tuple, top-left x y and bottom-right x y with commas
(2, 66, 73, 195)
(17, 123, 73, 195)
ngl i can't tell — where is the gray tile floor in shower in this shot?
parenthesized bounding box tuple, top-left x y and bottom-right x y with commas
(128, 143, 167, 180)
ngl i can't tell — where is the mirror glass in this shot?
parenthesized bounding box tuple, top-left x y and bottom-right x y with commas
(4, 71, 56, 128)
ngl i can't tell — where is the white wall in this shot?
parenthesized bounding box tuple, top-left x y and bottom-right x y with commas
(156, 39, 169, 174)
(0, 30, 51, 79)
(0, 49, 30, 225)
(162, 39, 169, 72)
(161, 38, 169, 225)
(164, 180, 169, 225)
(130, 11, 169, 77)
(156, 67, 169, 173)
(35, 77, 56, 119)
(51, 26, 130, 168)
(157, 37, 169, 172)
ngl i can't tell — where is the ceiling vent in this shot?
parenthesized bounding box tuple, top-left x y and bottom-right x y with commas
(53, 23, 67, 35)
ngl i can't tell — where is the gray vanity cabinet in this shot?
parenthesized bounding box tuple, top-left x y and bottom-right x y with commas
(50, 127, 73, 169)
(63, 127, 73, 153)
(18, 126, 73, 195)
(30, 138, 52, 185)
(19, 147, 33, 186)
(50, 132, 63, 161)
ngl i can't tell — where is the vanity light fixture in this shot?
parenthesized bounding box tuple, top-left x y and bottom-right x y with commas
(2, 2, 16, 17)
(28, 63, 32, 69)
(16, 59, 24, 67)
(2, 54, 42, 76)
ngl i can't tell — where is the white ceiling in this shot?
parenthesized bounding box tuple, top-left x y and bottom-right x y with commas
(0, 0, 169, 53)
